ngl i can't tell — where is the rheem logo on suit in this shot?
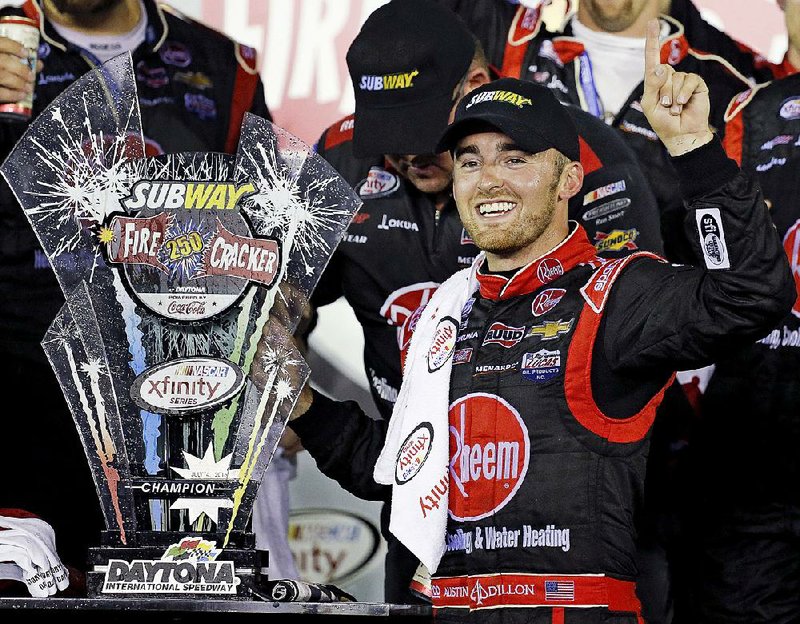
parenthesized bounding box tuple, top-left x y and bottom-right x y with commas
(531, 288, 565, 317)
(448, 394, 529, 521)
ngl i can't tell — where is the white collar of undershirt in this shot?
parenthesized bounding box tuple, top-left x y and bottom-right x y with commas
(50, 0, 147, 64)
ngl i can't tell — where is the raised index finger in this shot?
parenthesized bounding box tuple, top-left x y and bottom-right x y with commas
(644, 19, 661, 77)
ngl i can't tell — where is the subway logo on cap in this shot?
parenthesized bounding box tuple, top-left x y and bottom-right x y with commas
(360, 69, 419, 91)
(466, 90, 532, 109)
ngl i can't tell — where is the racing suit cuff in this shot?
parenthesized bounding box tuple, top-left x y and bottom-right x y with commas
(670, 136, 739, 201)
(288, 388, 352, 450)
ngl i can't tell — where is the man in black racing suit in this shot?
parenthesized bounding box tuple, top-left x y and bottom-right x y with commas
(684, 1, 800, 618)
(287, 24, 795, 623)
(310, 0, 662, 603)
(0, 0, 269, 571)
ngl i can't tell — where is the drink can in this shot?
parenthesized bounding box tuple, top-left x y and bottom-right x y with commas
(0, 16, 39, 122)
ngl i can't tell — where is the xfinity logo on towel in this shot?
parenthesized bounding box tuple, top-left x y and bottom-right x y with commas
(428, 317, 458, 372)
(448, 394, 529, 521)
(395, 423, 434, 484)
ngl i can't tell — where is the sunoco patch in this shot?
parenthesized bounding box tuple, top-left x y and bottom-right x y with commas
(695, 208, 730, 269)
(521, 349, 561, 382)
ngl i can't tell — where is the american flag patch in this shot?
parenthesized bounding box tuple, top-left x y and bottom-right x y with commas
(544, 580, 574, 601)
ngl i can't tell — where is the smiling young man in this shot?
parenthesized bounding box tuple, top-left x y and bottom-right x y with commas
(309, 0, 665, 604)
(289, 20, 794, 621)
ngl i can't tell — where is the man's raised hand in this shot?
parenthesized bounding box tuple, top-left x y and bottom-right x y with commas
(641, 19, 713, 156)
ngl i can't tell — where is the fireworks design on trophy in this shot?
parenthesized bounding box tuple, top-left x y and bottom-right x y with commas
(0, 55, 360, 596)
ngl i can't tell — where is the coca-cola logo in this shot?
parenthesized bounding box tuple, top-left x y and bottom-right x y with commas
(167, 300, 207, 316)
(448, 394, 529, 521)
(531, 288, 566, 317)
(483, 322, 525, 348)
(784, 219, 800, 318)
(535, 258, 563, 284)
(395, 423, 434, 484)
(428, 317, 458, 372)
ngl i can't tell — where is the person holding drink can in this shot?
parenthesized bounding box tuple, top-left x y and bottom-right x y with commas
(0, 15, 39, 120)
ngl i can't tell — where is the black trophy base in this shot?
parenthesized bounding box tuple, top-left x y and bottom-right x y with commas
(86, 531, 262, 599)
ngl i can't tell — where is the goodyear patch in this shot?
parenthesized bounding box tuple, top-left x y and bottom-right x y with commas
(581, 198, 630, 222)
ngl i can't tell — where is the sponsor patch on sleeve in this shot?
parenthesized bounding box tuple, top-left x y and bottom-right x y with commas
(695, 208, 730, 270)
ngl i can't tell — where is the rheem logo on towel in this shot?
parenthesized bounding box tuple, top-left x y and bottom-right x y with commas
(448, 393, 529, 521)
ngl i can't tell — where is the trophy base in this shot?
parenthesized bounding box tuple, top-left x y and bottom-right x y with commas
(86, 531, 263, 599)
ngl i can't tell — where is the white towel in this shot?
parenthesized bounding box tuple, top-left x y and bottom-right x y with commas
(374, 255, 482, 574)
(0, 514, 69, 596)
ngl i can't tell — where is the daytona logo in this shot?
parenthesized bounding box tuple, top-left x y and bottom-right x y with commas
(102, 559, 238, 594)
(448, 394, 529, 521)
(483, 322, 525, 348)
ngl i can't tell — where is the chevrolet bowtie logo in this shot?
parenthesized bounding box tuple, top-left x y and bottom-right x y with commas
(527, 319, 573, 340)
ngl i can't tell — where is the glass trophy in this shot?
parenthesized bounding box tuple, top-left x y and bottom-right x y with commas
(0, 55, 360, 598)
